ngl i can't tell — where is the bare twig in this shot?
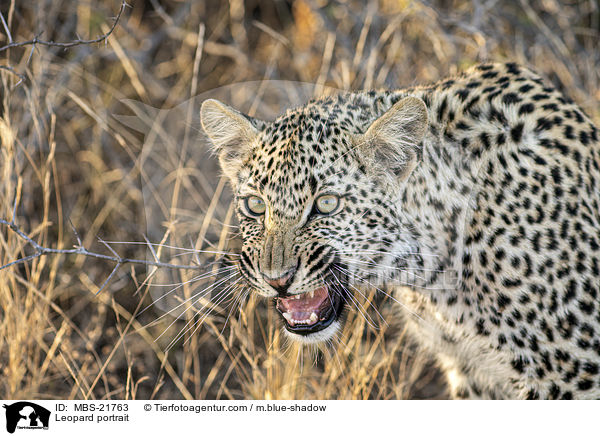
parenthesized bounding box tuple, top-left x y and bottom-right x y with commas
(96, 263, 121, 295)
(143, 234, 159, 263)
(0, 1, 128, 54)
(0, 218, 200, 277)
(0, 64, 25, 86)
(0, 11, 13, 44)
(68, 218, 83, 247)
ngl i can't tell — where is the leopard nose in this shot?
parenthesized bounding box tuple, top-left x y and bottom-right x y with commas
(262, 266, 297, 295)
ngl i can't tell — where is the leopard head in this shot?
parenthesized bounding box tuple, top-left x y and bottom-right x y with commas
(200, 94, 428, 343)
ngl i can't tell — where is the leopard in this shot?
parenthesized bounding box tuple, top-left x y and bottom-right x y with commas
(200, 62, 600, 399)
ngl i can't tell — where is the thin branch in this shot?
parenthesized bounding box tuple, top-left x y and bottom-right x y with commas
(0, 1, 128, 54)
(0, 10, 13, 44)
(143, 234, 159, 263)
(68, 218, 83, 247)
(1, 251, 44, 271)
(96, 263, 121, 295)
(188, 236, 202, 266)
(11, 187, 18, 222)
(0, 65, 25, 86)
(0, 218, 200, 276)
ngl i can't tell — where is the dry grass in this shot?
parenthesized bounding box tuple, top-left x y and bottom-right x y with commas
(0, 0, 598, 400)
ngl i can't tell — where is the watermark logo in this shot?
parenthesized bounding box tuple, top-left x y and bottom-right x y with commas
(2, 402, 50, 434)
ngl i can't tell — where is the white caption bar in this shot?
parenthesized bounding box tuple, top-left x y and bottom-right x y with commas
(0, 400, 596, 435)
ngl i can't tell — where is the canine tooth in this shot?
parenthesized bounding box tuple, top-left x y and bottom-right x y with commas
(309, 312, 318, 323)
(282, 313, 292, 321)
(295, 294, 301, 299)
(309, 290, 314, 298)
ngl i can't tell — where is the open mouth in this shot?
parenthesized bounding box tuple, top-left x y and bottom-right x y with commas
(275, 285, 345, 335)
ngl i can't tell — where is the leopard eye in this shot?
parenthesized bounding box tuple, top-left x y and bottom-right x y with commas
(315, 194, 340, 215)
(244, 196, 266, 216)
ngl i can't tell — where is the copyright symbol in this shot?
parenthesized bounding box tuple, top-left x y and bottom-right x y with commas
(144, 404, 152, 411)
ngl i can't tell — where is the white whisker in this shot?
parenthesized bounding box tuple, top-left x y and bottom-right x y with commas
(102, 240, 240, 256)
(138, 265, 238, 316)
(164, 277, 242, 350)
(328, 269, 380, 330)
(333, 264, 433, 325)
(341, 258, 426, 281)
(176, 277, 244, 349)
(151, 270, 241, 335)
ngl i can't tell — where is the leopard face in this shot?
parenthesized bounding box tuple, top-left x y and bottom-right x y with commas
(201, 96, 428, 343)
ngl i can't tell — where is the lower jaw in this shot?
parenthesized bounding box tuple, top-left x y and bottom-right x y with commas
(282, 320, 342, 344)
(280, 306, 337, 335)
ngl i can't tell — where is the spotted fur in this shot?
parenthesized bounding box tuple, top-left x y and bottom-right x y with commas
(201, 63, 600, 399)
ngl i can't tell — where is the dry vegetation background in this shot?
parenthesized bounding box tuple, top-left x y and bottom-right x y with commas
(1, 0, 599, 400)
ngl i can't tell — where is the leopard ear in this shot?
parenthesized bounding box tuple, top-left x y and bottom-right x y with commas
(359, 96, 428, 181)
(200, 99, 260, 181)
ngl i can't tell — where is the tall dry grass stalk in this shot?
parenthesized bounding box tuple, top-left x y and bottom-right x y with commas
(0, 0, 598, 399)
